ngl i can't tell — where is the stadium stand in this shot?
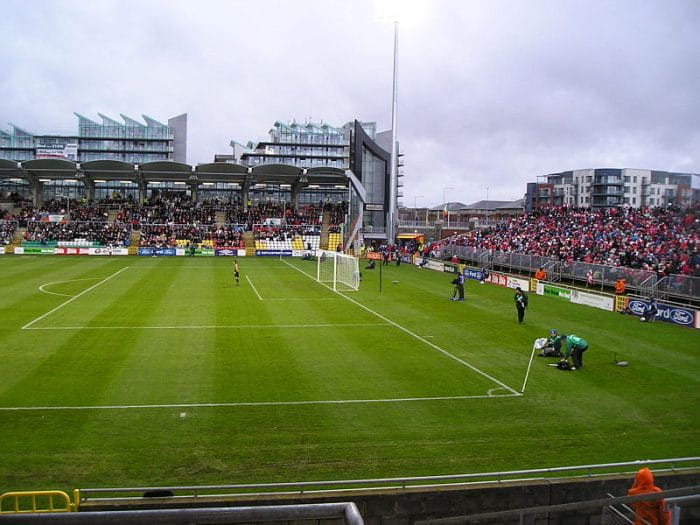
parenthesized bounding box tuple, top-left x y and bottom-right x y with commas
(2, 198, 349, 251)
(23, 221, 131, 247)
(447, 205, 699, 276)
(0, 220, 16, 245)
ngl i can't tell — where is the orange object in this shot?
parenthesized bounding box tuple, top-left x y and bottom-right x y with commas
(615, 278, 626, 295)
(627, 467, 670, 525)
(534, 268, 546, 280)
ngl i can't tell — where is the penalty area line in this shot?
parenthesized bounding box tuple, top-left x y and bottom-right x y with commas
(38, 277, 104, 298)
(0, 393, 521, 412)
(283, 259, 522, 397)
(22, 267, 130, 330)
(23, 322, 391, 331)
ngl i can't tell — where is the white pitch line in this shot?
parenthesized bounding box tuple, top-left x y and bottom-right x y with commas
(21, 267, 130, 330)
(0, 393, 521, 412)
(262, 298, 340, 302)
(283, 260, 522, 397)
(38, 277, 103, 298)
(246, 275, 263, 300)
(23, 323, 390, 331)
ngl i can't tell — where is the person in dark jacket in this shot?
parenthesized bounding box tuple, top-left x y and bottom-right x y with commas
(514, 287, 528, 323)
(451, 273, 465, 301)
(539, 329, 564, 357)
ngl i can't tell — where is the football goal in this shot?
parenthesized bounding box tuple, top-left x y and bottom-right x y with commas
(316, 250, 360, 291)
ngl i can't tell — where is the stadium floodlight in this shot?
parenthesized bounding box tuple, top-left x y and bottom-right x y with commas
(316, 250, 360, 292)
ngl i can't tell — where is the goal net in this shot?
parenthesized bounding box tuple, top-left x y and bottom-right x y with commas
(316, 250, 360, 291)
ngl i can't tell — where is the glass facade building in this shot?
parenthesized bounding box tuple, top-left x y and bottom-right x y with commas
(239, 121, 349, 169)
(0, 113, 187, 164)
(222, 118, 405, 241)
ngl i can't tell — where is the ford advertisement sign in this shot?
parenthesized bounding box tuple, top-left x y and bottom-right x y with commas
(138, 247, 176, 256)
(628, 299, 695, 327)
(463, 268, 484, 281)
(216, 249, 237, 256)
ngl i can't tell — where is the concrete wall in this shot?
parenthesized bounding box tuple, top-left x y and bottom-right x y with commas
(87, 472, 700, 524)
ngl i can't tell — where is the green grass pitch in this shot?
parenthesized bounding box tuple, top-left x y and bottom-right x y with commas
(0, 256, 698, 492)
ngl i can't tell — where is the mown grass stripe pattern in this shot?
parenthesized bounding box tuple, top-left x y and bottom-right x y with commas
(0, 256, 698, 491)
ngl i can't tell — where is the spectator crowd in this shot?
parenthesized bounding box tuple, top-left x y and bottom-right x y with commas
(23, 221, 131, 247)
(2, 195, 348, 249)
(448, 205, 699, 276)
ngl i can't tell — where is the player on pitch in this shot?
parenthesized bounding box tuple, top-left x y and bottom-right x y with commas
(233, 259, 240, 286)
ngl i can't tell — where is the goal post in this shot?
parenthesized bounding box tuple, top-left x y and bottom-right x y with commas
(316, 250, 360, 291)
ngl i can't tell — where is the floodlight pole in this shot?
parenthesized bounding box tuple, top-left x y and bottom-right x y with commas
(443, 187, 454, 228)
(413, 194, 423, 224)
(388, 19, 399, 246)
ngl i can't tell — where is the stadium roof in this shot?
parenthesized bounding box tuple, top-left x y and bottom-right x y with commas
(0, 160, 351, 189)
(194, 162, 248, 183)
(81, 160, 137, 180)
(0, 159, 21, 176)
(21, 159, 79, 180)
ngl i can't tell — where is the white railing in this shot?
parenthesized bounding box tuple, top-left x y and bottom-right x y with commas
(77, 457, 699, 504)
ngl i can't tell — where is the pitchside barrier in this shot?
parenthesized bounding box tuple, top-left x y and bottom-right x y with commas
(415, 257, 700, 330)
(443, 244, 700, 303)
(2, 459, 697, 521)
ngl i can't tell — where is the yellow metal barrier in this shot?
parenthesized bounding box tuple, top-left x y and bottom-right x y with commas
(0, 489, 79, 513)
(529, 278, 538, 292)
(615, 295, 629, 312)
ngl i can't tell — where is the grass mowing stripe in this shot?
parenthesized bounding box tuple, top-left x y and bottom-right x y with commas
(283, 259, 522, 396)
(21, 266, 129, 330)
(2, 257, 698, 489)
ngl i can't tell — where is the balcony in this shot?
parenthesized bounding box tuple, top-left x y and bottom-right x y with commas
(591, 190, 624, 197)
(592, 177, 623, 185)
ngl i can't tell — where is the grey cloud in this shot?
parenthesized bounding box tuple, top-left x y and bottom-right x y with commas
(0, 0, 697, 204)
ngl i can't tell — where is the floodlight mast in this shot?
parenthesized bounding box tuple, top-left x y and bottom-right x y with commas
(388, 19, 399, 245)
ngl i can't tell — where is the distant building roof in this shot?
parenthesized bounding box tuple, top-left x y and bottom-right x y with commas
(430, 201, 467, 211)
(462, 199, 524, 211)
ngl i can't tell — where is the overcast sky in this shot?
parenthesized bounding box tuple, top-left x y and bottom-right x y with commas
(1, 0, 698, 206)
